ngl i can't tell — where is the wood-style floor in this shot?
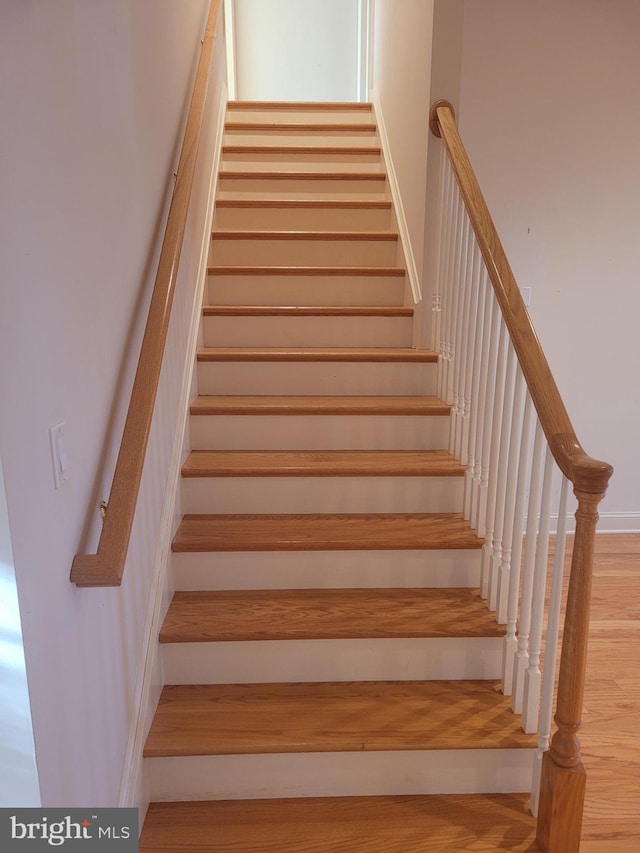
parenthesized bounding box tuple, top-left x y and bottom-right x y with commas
(579, 532, 640, 852)
(141, 533, 640, 851)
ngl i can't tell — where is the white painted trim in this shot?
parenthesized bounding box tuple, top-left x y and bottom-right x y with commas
(117, 86, 228, 810)
(173, 548, 482, 591)
(356, 0, 373, 103)
(367, 0, 375, 101)
(224, 0, 237, 100)
(371, 91, 421, 305)
(528, 511, 640, 535)
(593, 512, 640, 533)
(182, 474, 463, 514)
(162, 637, 502, 684)
(147, 748, 535, 801)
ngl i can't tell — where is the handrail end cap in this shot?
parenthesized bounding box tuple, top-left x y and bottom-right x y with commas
(430, 99, 455, 138)
(70, 554, 123, 588)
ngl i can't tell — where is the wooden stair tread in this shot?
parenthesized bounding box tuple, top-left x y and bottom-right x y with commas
(224, 122, 377, 132)
(227, 101, 373, 111)
(171, 512, 482, 552)
(202, 306, 412, 317)
(189, 395, 450, 416)
(181, 450, 464, 478)
(190, 395, 450, 416)
(207, 265, 406, 276)
(222, 144, 382, 155)
(143, 680, 535, 757)
(196, 346, 434, 361)
(211, 230, 398, 241)
(215, 199, 392, 209)
(140, 794, 539, 852)
(219, 170, 385, 180)
(160, 588, 503, 643)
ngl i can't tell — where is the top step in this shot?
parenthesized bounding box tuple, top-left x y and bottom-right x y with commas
(227, 101, 374, 125)
(228, 101, 374, 110)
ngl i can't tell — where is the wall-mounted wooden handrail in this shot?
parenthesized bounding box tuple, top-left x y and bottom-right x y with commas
(430, 99, 613, 852)
(71, 0, 223, 588)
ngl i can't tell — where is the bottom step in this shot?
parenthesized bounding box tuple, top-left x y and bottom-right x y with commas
(141, 794, 539, 852)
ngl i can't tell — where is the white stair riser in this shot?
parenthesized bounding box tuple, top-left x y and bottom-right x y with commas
(223, 131, 378, 147)
(207, 274, 406, 306)
(221, 152, 383, 170)
(189, 414, 450, 450)
(146, 749, 535, 802)
(171, 550, 482, 591)
(217, 177, 387, 197)
(226, 108, 374, 124)
(196, 361, 437, 396)
(213, 205, 393, 231)
(209, 237, 400, 267)
(182, 476, 463, 515)
(202, 316, 413, 348)
(162, 638, 502, 685)
(213, 204, 394, 232)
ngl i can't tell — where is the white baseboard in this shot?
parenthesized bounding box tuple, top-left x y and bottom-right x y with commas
(548, 511, 640, 535)
(371, 90, 421, 305)
(117, 83, 228, 813)
(594, 512, 640, 533)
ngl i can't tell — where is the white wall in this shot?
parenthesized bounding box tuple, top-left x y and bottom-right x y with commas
(0, 0, 212, 807)
(459, 0, 640, 527)
(234, 0, 360, 101)
(371, 0, 435, 302)
(422, 0, 465, 346)
(0, 455, 40, 806)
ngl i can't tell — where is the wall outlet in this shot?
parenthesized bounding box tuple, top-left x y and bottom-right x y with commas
(520, 286, 532, 307)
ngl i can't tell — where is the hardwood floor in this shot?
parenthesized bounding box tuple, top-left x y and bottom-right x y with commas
(578, 532, 640, 852)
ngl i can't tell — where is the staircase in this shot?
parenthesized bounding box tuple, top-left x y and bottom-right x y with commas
(140, 102, 539, 851)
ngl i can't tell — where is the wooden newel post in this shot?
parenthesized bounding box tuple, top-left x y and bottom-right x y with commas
(536, 469, 611, 851)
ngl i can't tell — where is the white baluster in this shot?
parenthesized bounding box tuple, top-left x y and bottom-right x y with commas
(441, 187, 460, 403)
(502, 395, 533, 695)
(469, 271, 492, 528)
(445, 193, 465, 408)
(430, 146, 447, 354)
(530, 475, 570, 817)
(522, 445, 555, 733)
(488, 344, 517, 612)
(460, 239, 481, 473)
(496, 369, 526, 624)
(480, 320, 507, 600)
(512, 421, 545, 714)
(475, 291, 500, 541)
(448, 214, 470, 450)
(454, 229, 476, 461)
(437, 162, 454, 398)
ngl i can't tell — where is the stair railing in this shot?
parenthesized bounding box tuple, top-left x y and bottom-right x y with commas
(70, 0, 223, 587)
(429, 100, 612, 852)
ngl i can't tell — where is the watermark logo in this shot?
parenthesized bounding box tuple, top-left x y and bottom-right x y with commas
(1, 809, 138, 850)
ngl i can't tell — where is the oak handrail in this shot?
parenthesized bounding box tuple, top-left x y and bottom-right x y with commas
(430, 100, 613, 852)
(71, 0, 223, 587)
(430, 101, 612, 497)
